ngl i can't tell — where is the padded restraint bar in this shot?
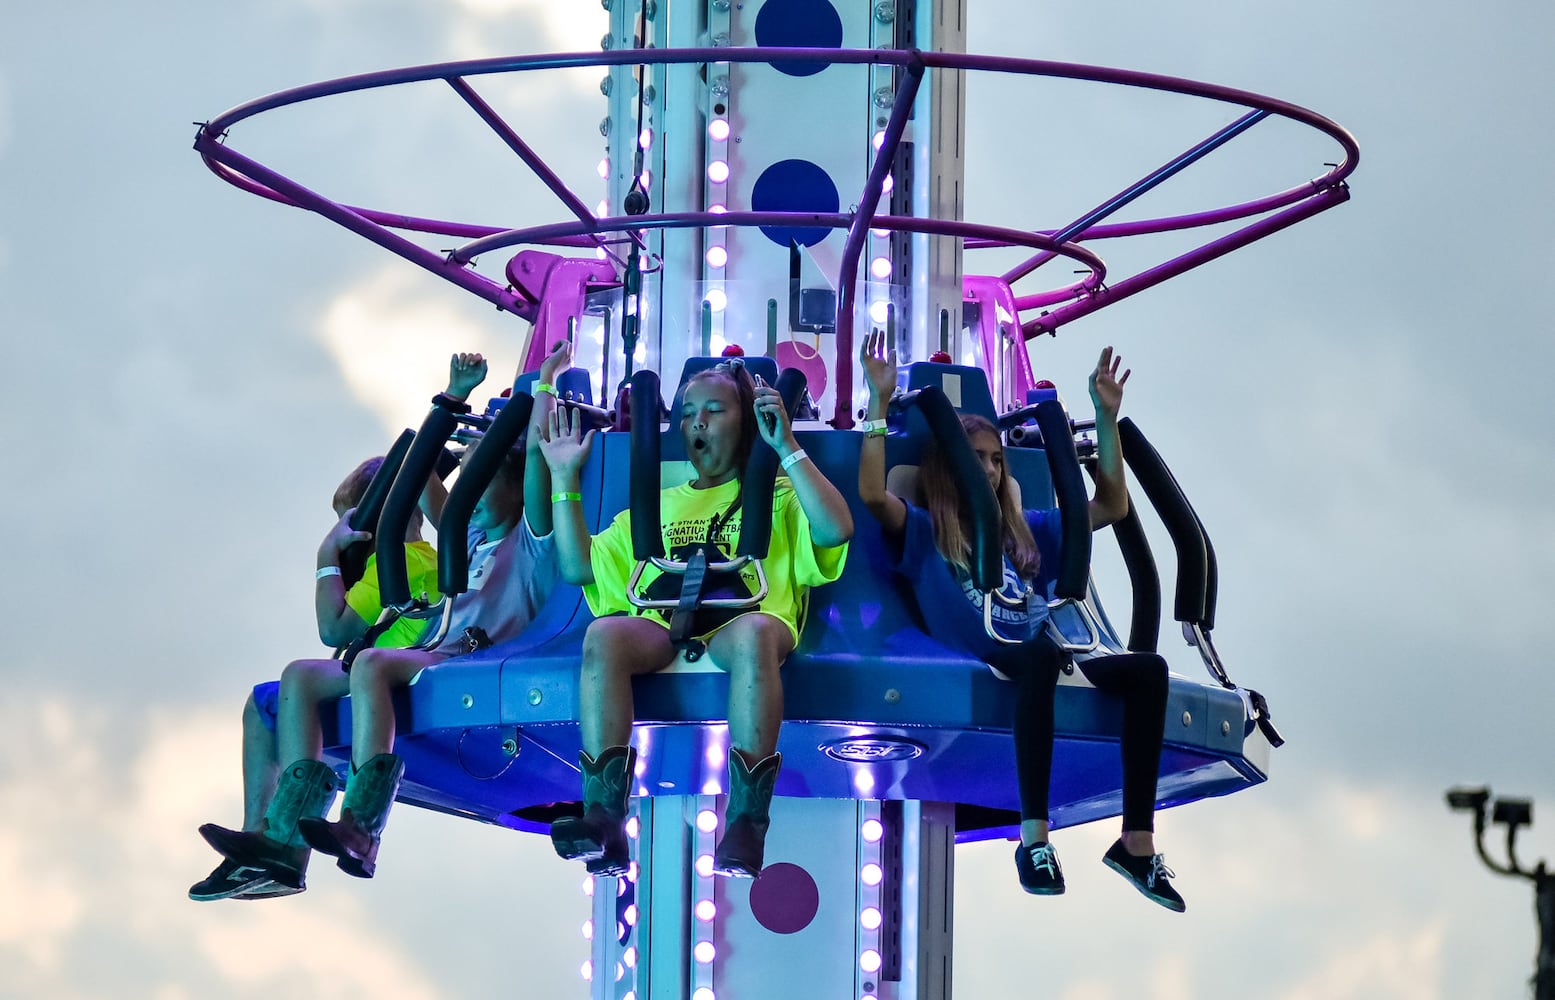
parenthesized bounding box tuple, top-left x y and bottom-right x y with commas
(911, 386, 1002, 595)
(1107, 495, 1162, 654)
(1032, 400, 1091, 601)
(379, 405, 462, 609)
(437, 392, 535, 596)
(628, 369, 664, 561)
(340, 429, 414, 587)
(1117, 418, 1208, 625)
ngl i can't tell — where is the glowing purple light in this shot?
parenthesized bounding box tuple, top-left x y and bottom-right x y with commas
(872, 130, 886, 150)
(628, 861, 640, 882)
(709, 204, 728, 215)
(861, 819, 884, 843)
(693, 989, 716, 1000)
(704, 289, 728, 313)
(597, 158, 611, 179)
(705, 247, 728, 270)
(625, 904, 639, 926)
(580, 960, 593, 982)
(707, 160, 730, 184)
(582, 919, 594, 940)
(869, 257, 892, 280)
(694, 941, 717, 964)
(640, 127, 654, 149)
(860, 906, 883, 930)
(861, 863, 884, 886)
(624, 946, 638, 969)
(696, 854, 716, 877)
(860, 950, 883, 973)
(696, 899, 718, 922)
(696, 809, 720, 832)
(868, 301, 890, 325)
(882, 174, 895, 194)
(708, 119, 731, 142)
(583, 877, 595, 896)
(626, 816, 640, 839)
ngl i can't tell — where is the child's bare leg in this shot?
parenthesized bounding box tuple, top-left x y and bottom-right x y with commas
(707, 614, 793, 762)
(347, 647, 441, 766)
(579, 617, 676, 755)
(240, 693, 280, 831)
(276, 659, 350, 772)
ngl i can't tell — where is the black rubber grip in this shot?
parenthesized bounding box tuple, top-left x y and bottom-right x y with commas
(1033, 400, 1091, 601)
(629, 370, 665, 560)
(340, 429, 415, 586)
(379, 407, 462, 608)
(1109, 501, 1162, 653)
(917, 387, 1002, 594)
(437, 394, 534, 596)
(1117, 418, 1207, 624)
(736, 368, 808, 558)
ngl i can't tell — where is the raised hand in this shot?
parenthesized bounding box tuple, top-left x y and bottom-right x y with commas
(538, 403, 595, 482)
(538, 339, 572, 386)
(448, 352, 489, 400)
(859, 329, 898, 406)
(752, 375, 796, 453)
(1088, 345, 1130, 419)
(320, 507, 371, 560)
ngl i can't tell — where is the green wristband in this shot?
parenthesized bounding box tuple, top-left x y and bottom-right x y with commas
(551, 491, 582, 503)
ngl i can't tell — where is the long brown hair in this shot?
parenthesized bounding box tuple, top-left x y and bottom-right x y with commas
(918, 413, 1040, 581)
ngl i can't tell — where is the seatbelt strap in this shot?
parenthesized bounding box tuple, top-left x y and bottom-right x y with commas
(667, 545, 712, 661)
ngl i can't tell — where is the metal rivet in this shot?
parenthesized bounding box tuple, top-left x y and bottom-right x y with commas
(1221, 720, 1231, 736)
(461, 694, 475, 709)
(528, 688, 543, 706)
(1181, 711, 1192, 726)
(501, 738, 519, 756)
(884, 688, 901, 704)
(874, 0, 895, 22)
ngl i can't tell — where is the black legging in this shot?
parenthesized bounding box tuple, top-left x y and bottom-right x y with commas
(991, 639, 1169, 833)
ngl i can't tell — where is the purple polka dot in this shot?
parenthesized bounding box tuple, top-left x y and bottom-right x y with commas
(748, 862, 820, 934)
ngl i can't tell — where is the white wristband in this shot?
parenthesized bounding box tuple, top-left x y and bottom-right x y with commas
(779, 448, 809, 472)
(859, 418, 888, 436)
(315, 565, 342, 580)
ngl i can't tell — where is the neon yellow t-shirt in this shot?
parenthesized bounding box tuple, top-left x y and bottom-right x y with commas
(344, 541, 441, 649)
(584, 477, 847, 645)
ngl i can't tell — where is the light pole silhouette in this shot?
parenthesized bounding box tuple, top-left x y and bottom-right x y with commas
(1447, 787, 1554, 1000)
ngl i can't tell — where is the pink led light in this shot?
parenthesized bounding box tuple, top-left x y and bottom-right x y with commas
(872, 130, 886, 150)
(882, 174, 895, 193)
(862, 818, 884, 843)
(693, 989, 717, 1000)
(708, 119, 731, 142)
(596, 200, 609, 217)
(707, 160, 730, 184)
(704, 289, 728, 313)
(624, 946, 638, 969)
(696, 899, 718, 922)
(696, 809, 720, 832)
(705, 247, 728, 270)
(625, 904, 639, 926)
(696, 854, 715, 877)
(626, 816, 640, 839)
(861, 863, 884, 886)
(860, 950, 883, 974)
(869, 301, 890, 325)
(640, 127, 654, 149)
(628, 861, 640, 883)
(582, 919, 594, 940)
(869, 257, 892, 280)
(580, 960, 593, 982)
(639, 169, 652, 189)
(709, 204, 728, 215)
(860, 906, 883, 930)
(583, 877, 595, 896)
(597, 158, 610, 179)
(694, 941, 717, 964)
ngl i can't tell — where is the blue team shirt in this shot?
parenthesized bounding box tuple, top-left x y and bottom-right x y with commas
(887, 502, 1062, 666)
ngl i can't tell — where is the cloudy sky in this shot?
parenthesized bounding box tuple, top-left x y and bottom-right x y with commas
(4, 1, 1552, 997)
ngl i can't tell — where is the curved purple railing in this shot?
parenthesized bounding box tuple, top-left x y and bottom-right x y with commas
(195, 45, 1358, 425)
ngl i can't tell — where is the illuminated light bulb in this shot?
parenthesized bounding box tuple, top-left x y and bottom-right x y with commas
(596, 200, 610, 218)
(861, 818, 884, 843)
(628, 861, 640, 882)
(708, 119, 731, 142)
(626, 816, 640, 839)
(709, 204, 728, 215)
(615, 961, 624, 982)
(697, 809, 720, 833)
(625, 904, 639, 926)
(581, 960, 593, 982)
(860, 950, 883, 973)
(596, 248, 609, 261)
(617, 879, 629, 897)
(617, 922, 626, 941)
(705, 246, 728, 269)
(696, 854, 716, 877)
(701, 778, 723, 794)
(704, 289, 728, 313)
(640, 127, 654, 150)
(693, 989, 717, 1000)
(625, 994, 637, 1000)
(870, 257, 892, 280)
(583, 877, 595, 896)
(871, 227, 890, 238)
(694, 941, 717, 964)
(634, 756, 647, 777)
(696, 899, 718, 922)
(861, 863, 884, 886)
(707, 160, 730, 184)
(709, 334, 728, 355)
(624, 946, 638, 969)
(860, 906, 883, 930)
(881, 174, 894, 194)
(598, 158, 611, 179)
(582, 919, 594, 940)
(869, 301, 890, 325)
(872, 130, 886, 150)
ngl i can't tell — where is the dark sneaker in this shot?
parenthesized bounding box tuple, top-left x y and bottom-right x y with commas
(189, 858, 272, 901)
(1014, 841, 1066, 895)
(1102, 839, 1185, 912)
